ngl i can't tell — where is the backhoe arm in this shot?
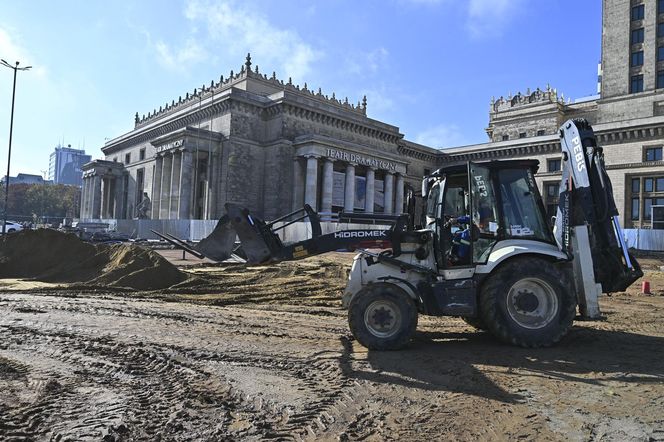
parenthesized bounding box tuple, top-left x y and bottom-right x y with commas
(555, 119, 642, 294)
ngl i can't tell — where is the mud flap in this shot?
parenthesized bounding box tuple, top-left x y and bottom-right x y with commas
(193, 214, 238, 262)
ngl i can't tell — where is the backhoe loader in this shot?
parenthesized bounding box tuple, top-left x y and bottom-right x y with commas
(198, 119, 642, 349)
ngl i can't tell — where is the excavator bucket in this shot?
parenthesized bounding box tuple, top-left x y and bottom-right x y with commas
(223, 204, 281, 263)
(193, 214, 239, 262)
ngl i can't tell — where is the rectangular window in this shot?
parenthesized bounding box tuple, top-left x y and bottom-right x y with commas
(659, 47, 664, 61)
(646, 147, 663, 161)
(519, 132, 526, 138)
(660, 0, 664, 12)
(631, 74, 644, 93)
(632, 178, 641, 193)
(546, 183, 558, 197)
(631, 51, 644, 67)
(139, 148, 146, 161)
(659, 22, 664, 37)
(632, 28, 645, 44)
(645, 198, 654, 220)
(658, 71, 664, 89)
(135, 168, 145, 207)
(632, 198, 640, 220)
(124, 153, 131, 164)
(632, 4, 645, 20)
(547, 159, 561, 172)
(537, 129, 545, 136)
(658, 177, 664, 191)
(502, 134, 509, 141)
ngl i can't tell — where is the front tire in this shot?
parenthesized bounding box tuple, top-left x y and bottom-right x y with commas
(480, 257, 576, 348)
(348, 284, 418, 350)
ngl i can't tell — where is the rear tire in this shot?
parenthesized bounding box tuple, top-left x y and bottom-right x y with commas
(479, 257, 576, 348)
(348, 284, 418, 350)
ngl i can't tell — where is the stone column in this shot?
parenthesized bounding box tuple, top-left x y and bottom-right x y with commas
(84, 176, 92, 218)
(395, 174, 404, 215)
(292, 157, 304, 211)
(170, 151, 182, 219)
(304, 156, 319, 211)
(80, 177, 88, 218)
(179, 150, 194, 219)
(344, 163, 356, 212)
(208, 150, 219, 219)
(152, 155, 163, 219)
(92, 175, 102, 219)
(321, 159, 334, 218)
(113, 177, 124, 218)
(365, 168, 375, 214)
(100, 178, 108, 218)
(384, 172, 394, 214)
(87, 177, 94, 218)
(160, 154, 173, 219)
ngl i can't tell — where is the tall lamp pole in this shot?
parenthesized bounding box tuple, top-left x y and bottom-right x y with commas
(1, 59, 31, 236)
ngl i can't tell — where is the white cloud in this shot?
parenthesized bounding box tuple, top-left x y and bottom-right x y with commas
(345, 47, 389, 76)
(466, 0, 525, 38)
(0, 26, 46, 78)
(415, 123, 466, 148)
(182, 0, 322, 81)
(154, 38, 207, 71)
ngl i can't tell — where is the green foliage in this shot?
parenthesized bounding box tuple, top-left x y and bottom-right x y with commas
(0, 183, 81, 220)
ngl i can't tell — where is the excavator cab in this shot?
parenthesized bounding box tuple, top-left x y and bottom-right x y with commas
(424, 160, 554, 269)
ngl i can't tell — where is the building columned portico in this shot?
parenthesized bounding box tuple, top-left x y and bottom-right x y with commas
(291, 135, 408, 216)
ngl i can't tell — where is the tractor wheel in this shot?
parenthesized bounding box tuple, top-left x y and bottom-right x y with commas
(348, 284, 418, 350)
(479, 257, 576, 348)
(461, 316, 488, 331)
(7, 229, 15, 233)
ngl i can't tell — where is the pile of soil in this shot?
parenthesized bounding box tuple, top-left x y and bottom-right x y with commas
(0, 229, 187, 290)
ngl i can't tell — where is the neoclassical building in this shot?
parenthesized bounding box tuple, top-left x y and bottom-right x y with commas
(82, 0, 664, 229)
(80, 54, 437, 222)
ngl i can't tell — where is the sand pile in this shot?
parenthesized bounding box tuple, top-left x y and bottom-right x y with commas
(0, 229, 187, 290)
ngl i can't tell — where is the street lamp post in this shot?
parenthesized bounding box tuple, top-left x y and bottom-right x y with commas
(1, 59, 31, 237)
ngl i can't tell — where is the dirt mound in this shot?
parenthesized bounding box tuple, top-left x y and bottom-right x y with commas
(0, 229, 187, 290)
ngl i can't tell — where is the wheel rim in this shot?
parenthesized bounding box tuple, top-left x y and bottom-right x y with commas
(364, 299, 402, 338)
(505, 277, 559, 330)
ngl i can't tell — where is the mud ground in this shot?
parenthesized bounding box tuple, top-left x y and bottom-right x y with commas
(1, 252, 663, 441)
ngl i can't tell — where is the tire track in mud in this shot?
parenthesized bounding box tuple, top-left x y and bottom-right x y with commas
(0, 295, 368, 441)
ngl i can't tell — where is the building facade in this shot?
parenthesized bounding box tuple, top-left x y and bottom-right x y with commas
(2, 173, 52, 185)
(48, 145, 91, 187)
(82, 0, 664, 228)
(80, 55, 436, 221)
(438, 0, 664, 229)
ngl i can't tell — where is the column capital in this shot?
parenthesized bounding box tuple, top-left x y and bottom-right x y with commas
(303, 154, 321, 159)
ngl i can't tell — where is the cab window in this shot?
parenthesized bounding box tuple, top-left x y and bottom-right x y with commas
(497, 169, 553, 243)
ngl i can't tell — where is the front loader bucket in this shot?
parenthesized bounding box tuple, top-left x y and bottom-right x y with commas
(224, 204, 282, 264)
(193, 214, 238, 262)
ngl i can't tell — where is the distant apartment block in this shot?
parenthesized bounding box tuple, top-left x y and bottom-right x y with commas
(48, 144, 91, 186)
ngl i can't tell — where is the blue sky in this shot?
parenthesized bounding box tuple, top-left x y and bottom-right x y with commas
(0, 0, 601, 177)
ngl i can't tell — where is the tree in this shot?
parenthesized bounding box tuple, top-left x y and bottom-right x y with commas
(0, 183, 81, 222)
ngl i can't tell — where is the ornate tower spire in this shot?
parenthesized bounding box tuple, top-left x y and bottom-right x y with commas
(362, 95, 367, 110)
(245, 53, 252, 72)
